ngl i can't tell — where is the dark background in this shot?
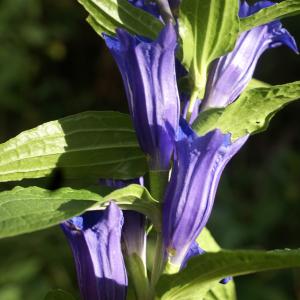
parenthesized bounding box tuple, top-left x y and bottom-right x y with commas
(0, 0, 299, 299)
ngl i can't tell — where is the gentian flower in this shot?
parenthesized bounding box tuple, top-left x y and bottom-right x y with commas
(99, 178, 146, 267)
(61, 202, 127, 300)
(104, 23, 180, 170)
(163, 122, 247, 269)
(99, 178, 148, 297)
(200, 0, 298, 110)
(122, 211, 146, 263)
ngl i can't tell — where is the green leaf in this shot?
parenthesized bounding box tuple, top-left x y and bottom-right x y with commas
(192, 81, 300, 141)
(246, 78, 271, 90)
(197, 227, 221, 252)
(0, 184, 160, 239)
(156, 249, 300, 300)
(44, 290, 75, 300)
(240, 0, 300, 33)
(102, 184, 161, 230)
(78, 0, 163, 40)
(0, 111, 147, 182)
(0, 186, 104, 239)
(197, 228, 236, 300)
(178, 0, 239, 96)
(203, 281, 236, 300)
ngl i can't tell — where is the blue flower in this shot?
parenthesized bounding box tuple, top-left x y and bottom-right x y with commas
(61, 202, 127, 300)
(162, 122, 247, 268)
(200, 0, 298, 110)
(104, 24, 180, 170)
(99, 178, 146, 265)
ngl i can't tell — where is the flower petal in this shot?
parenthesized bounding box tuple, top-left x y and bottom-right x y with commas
(104, 23, 180, 170)
(61, 203, 127, 300)
(162, 126, 247, 266)
(201, 0, 298, 110)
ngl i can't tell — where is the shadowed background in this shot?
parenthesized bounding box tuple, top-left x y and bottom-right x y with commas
(0, 0, 299, 299)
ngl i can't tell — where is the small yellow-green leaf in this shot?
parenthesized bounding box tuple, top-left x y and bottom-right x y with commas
(193, 81, 300, 140)
(78, 0, 163, 40)
(179, 0, 240, 96)
(240, 0, 300, 33)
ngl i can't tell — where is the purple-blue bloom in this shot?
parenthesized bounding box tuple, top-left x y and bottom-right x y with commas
(163, 123, 247, 267)
(104, 23, 180, 170)
(61, 202, 127, 300)
(122, 211, 146, 260)
(200, 0, 298, 111)
(99, 178, 146, 264)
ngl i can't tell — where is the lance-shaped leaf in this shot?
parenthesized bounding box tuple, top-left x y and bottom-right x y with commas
(0, 111, 147, 183)
(78, 0, 163, 40)
(240, 0, 300, 33)
(103, 184, 161, 230)
(178, 0, 240, 96)
(0, 184, 159, 239)
(0, 186, 104, 239)
(156, 249, 300, 300)
(193, 81, 300, 141)
(246, 78, 271, 90)
(197, 228, 236, 300)
(203, 281, 236, 300)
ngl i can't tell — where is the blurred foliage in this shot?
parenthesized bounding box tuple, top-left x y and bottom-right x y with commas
(0, 0, 299, 299)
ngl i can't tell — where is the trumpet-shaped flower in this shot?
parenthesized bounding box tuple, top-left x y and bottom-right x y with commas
(99, 178, 146, 263)
(104, 23, 180, 170)
(201, 0, 298, 110)
(61, 202, 127, 300)
(163, 123, 247, 267)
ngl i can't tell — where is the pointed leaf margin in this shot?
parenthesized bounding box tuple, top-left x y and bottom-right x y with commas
(0, 184, 159, 239)
(156, 249, 300, 300)
(240, 0, 300, 33)
(193, 81, 300, 141)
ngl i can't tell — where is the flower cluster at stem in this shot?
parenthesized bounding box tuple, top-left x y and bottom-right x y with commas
(61, 1, 298, 299)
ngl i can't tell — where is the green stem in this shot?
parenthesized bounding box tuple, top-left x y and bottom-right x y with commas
(186, 89, 199, 123)
(147, 170, 169, 202)
(126, 254, 150, 300)
(149, 232, 165, 300)
(146, 169, 169, 299)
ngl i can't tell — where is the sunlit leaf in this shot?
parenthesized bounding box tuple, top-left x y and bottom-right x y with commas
(0, 184, 159, 239)
(240, 0, 300, 33)
(156, 249, 300, 300)
(178, 0, 239, 97)
(78, 0, 163, 40)
(0, 111, 147, 183)
(193, 81, 300, 140)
